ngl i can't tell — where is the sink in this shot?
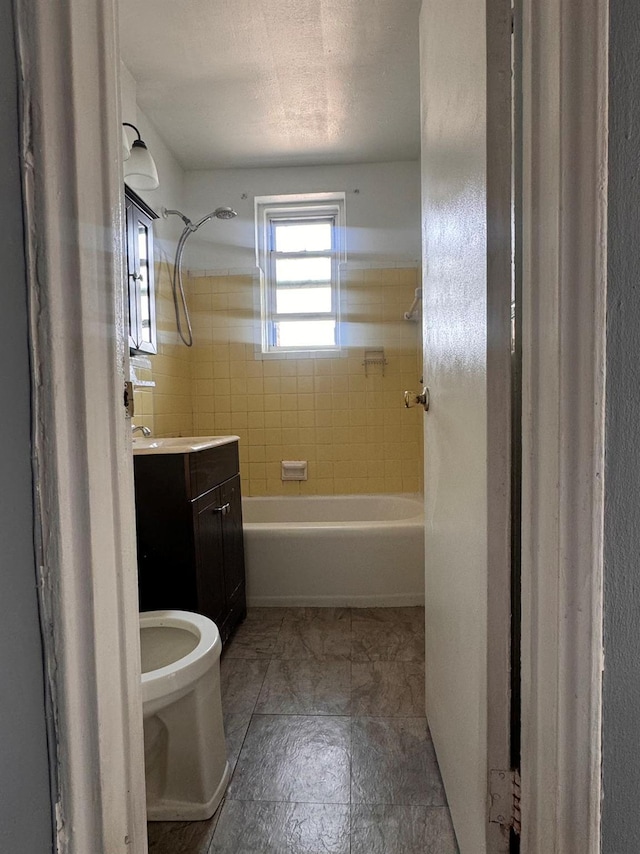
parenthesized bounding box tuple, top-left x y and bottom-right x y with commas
(132, 435, 239, 455)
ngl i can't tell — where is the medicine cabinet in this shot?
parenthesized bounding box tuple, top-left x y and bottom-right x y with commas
(125, 186, 158, 355)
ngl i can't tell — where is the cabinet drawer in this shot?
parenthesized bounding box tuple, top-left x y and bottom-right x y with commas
(189, 441, 239, 499)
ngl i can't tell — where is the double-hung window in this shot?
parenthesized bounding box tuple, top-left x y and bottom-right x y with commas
(256, 194, 345, 354)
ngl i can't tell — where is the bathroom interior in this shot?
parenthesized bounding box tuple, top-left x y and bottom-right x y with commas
(120, 1, 456, 851)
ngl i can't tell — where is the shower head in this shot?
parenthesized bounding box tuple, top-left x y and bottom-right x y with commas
(212, 206, 238, 220)
(166, 203, 238, 348)
(193, 206, 238, 229)
(162, 205, 237, 231)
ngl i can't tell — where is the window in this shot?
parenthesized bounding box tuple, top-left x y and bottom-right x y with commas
(256, 194, 345, 354)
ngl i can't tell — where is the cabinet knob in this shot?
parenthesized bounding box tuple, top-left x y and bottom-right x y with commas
(213, 502, 231, 516)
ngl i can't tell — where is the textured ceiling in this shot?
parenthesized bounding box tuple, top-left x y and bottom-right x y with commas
(118, 0, 422, 169)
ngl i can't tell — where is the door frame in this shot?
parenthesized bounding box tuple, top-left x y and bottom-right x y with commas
(14, 0, 148, 851)
(13, 0, 606, 850)
(519, 0, 607, 850)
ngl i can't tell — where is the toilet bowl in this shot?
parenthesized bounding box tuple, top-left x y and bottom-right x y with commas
(139, 610, 230, 821)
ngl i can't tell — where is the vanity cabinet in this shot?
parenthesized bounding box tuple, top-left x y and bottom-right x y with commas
(125, 186, 158, 355)
(133, 440, 247, 643)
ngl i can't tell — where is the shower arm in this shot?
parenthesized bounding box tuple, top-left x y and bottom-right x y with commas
(162, 207, 195, 229)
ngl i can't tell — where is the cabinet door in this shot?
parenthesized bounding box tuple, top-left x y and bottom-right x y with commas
(220, 475, 246, 602)
(125, 192, 157, 355)
(193, 488, 226, 624)
(133, 210, 157, 354)
(125, 197, 140, 351)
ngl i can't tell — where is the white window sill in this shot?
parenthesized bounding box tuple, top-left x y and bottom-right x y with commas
(253, 345, 346, 361)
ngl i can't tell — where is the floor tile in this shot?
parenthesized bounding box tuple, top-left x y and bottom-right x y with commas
(222, 712, 251, 772)
(210, 800, 350, 853)
(351, 610, 425, 662)
(351, 606, 425, 625)
(273, 609, 351, 660)
(244, 607, 291, 623)
(148, 608, 453, 854)
(351, 661, 425, 717)
(147, 800, 222, 854)
(284, 607, 351, 621)
(255, 659, 351, 715)
(223, 619, 281, 660)
(350, 805, 458, 854)
(351, 717, 446, 806)
(228, 714, 351, 804)
(220, 658, 269, 713)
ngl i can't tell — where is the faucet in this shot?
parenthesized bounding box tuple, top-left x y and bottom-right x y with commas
(132, 424, 151, 437)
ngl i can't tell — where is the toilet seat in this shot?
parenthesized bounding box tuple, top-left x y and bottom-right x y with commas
(140, 610, 221, 713)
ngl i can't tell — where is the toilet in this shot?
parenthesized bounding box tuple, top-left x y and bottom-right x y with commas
(139, 610, 230, 821)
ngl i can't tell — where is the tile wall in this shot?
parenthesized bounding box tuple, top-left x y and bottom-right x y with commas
(133, 265, 423, 496)
(187, 267, 424, 497)
(132, 257, 193, 437)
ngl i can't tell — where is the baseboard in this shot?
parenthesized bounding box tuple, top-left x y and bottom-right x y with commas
(246, 592, 425, 608)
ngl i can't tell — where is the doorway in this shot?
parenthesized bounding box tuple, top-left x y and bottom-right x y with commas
(13, 0, 607, 851)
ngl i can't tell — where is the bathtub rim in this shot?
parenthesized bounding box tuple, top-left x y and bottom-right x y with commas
(241, 492, 425, 529)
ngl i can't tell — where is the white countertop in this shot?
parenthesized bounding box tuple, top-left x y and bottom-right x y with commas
(132, 435, 239, 455)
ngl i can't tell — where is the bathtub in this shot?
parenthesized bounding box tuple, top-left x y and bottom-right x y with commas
(242, 494, 425, 607)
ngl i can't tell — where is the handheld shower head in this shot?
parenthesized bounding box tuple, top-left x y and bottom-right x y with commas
(166, 202, 239, 348)
(193, 207, 238, 229)
(213, 206, 238, 220)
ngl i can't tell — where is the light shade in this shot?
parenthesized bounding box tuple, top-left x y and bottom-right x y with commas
(124, 139, 159, 191)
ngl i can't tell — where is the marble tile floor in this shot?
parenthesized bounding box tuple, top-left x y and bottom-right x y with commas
(147, 606, 459, 853)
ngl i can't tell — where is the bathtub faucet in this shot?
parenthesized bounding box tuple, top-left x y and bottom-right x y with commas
(132, 424, 151, 437)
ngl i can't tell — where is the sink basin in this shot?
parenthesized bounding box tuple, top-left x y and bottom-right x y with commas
(132, 435, 239, 455)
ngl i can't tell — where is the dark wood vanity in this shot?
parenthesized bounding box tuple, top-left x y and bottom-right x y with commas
(133, 438, 246, 644)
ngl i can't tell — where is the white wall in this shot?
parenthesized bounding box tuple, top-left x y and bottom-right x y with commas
(183, 161, 421, 271)
(420, 0, 489, 851)
(120, 60, 185, 253)
(120, 62, 420, 278)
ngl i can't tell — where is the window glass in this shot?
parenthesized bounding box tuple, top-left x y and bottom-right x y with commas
(276, 287, 332, 314)
(275, 257, 332, 284)
(274, 320, 336, 348)
(274, 222, 332, 253)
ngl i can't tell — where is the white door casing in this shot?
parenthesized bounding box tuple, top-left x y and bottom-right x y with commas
(15, 0, 148, 851)
(519, 0, 606, 850)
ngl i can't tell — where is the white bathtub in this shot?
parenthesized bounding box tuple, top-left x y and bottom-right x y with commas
(242, 494, 425, 607)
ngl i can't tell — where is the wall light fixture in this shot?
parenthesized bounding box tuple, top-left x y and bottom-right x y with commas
(122, 122, 159, 191)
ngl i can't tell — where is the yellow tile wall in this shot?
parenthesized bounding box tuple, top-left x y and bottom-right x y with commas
(188, 267, 424, 497)
(132, 257, 193, 437)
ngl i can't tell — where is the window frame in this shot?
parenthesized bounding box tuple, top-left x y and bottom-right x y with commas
(255, 193, 346, 356)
